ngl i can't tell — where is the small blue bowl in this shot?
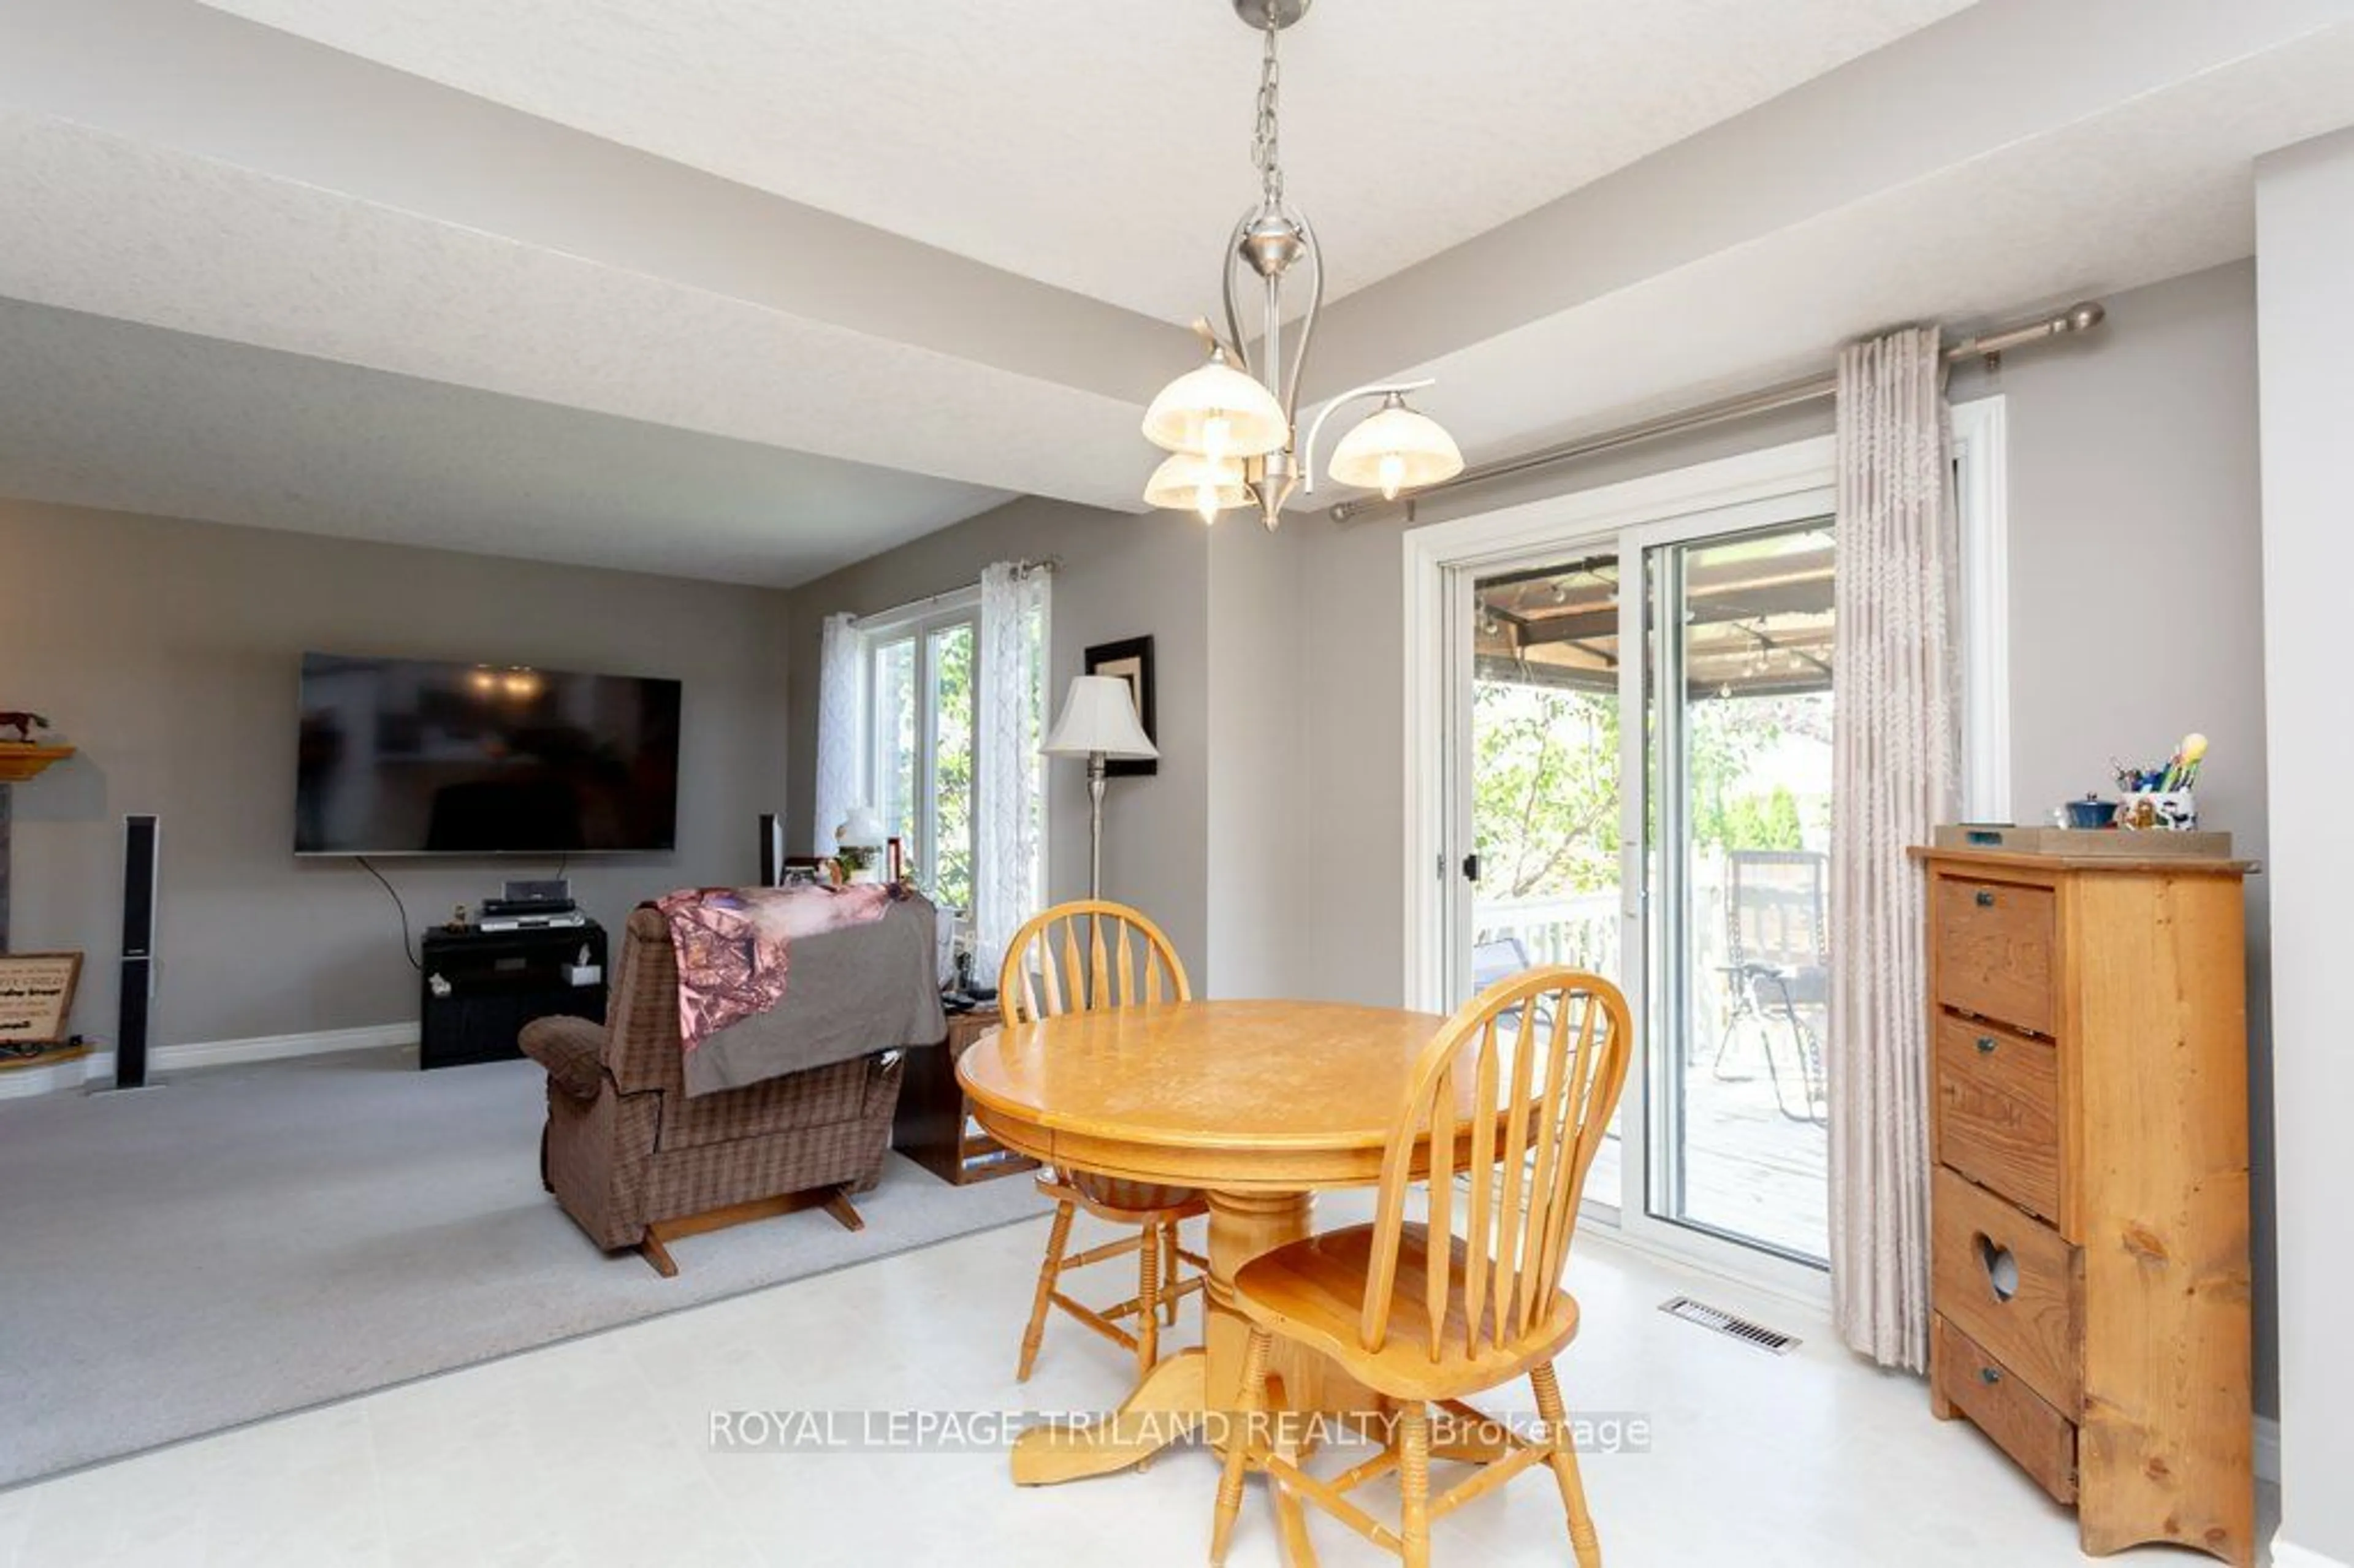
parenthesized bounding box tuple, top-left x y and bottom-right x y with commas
(2063, 797, 2116, 830)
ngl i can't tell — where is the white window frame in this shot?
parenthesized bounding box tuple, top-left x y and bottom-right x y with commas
(856, 587, 981, 908)
(1952, 395, 2011, 821)
(1404, 403, 2010, 1008)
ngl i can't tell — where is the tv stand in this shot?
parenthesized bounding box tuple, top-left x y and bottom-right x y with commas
(419, 920, 607, 1070)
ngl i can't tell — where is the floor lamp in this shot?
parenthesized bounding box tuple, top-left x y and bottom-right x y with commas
(1043, 676, 1159, 899)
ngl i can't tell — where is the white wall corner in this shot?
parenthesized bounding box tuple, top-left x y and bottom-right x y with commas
(2258, 1414, 2281, 1483)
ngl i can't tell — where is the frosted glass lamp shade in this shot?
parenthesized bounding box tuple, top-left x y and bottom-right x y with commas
(1141, 352, 1288, 460)
(1143, 452, 1251, 522)
(1328, 400, 1464, 500)
(1043, 676, 1158, 760)
(834, 804, 886, 850)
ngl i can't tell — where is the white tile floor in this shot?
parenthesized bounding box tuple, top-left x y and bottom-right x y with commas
(0, 1202, 2272, 1568)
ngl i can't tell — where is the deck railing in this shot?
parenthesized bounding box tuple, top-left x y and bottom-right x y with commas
(1472, 891, 1622, 975)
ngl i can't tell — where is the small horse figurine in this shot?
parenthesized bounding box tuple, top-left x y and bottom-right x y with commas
(0, 712, 50, 744)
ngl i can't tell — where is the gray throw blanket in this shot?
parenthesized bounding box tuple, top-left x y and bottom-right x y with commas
(682, 893, 947, 1097)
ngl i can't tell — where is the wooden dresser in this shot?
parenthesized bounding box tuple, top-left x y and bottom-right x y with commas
(1916, 847, 2253, 1565)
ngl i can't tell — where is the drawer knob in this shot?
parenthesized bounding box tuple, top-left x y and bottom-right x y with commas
(1975, 1035, 1997, 1055)
(1973, 888, 1996, 908)
(1978, 1366, 2003, 1386)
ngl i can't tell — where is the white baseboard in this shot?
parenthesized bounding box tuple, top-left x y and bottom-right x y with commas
(0, 1022, 414, 1098)
(0, 1053, 96, 1099)
(2272, 1536, 2352, 1568)
(2258, 1414, 2281, 1484)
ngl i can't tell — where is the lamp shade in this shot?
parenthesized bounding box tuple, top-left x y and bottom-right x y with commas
(1328, 398, 1463, 500)
(1141, 351, 1288, 460)
(834, 804, 886, 849)
(1143, 452, 1250, 522)
(1042, 676, 1158, 759)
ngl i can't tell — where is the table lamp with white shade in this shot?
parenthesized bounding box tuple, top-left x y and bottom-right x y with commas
(1043, 676, 1159, 899)
(833, 804, 886, 884)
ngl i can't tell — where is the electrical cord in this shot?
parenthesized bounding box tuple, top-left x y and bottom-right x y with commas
(356, 855, 423, 972)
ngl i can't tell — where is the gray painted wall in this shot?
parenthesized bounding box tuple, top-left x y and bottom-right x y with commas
(1203, 519, 1312, 998)
(2255, 128, 2354, 1568)
(0, 498, 787, 1047)
(777, 495, 1213, 983)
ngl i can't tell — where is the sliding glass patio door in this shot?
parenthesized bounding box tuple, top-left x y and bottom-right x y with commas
(1640, 520, 1834, 1267)
(1439, 494, 1835, 1285)
(1455, 546, 1629, 1215)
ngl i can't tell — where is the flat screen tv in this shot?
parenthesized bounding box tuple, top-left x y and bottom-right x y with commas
(295, 653, 682, 855)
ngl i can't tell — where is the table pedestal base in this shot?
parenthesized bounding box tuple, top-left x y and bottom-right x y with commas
(1012, 1348, 1205, 1486)
(1008, 1189, 1376, 1564)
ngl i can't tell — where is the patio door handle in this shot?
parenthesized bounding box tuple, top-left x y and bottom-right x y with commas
(1461, 853, 1482, 883)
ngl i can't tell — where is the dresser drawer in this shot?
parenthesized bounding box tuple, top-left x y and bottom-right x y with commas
(1933, 1014, 2063, 1225)
(1932, 875, 2058, 1035)
(1935, 1314, 2078, 1505)
(1932, 1166, 2081, 1414)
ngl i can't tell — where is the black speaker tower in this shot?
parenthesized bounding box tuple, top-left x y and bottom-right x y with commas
(758, 813, 783, 887)
(117, 814, 158, 1089)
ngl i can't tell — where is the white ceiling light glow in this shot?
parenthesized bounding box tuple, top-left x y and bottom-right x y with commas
(1139, 0, 1465, 529)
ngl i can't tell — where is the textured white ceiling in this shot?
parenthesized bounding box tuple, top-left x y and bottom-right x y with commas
(1346, 18, 2354, 486)
(2, 0, 2347, 585)
(0, 105, 1152, 514)
(0, 298, 1006, 587)
(189, 0, 1981, 323)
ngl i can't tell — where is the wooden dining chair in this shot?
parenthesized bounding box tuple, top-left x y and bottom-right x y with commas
(999, 900, 1209, 1383)
(1209, 966, 1633, 1568)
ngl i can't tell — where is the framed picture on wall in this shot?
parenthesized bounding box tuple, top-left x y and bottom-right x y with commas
(1084, 636, 1157, 777)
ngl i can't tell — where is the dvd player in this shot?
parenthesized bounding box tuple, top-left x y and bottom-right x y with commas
(482, 897, 577, 919)
(478, 912, 588, 932)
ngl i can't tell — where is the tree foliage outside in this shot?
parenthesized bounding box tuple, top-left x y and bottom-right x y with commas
(870, 623, 977, 911)
(1472, 677, 1831, 903)
(930, 623, 976, 911)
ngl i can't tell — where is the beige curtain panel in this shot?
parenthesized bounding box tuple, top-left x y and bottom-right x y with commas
(1827, 325, 1960, 1372)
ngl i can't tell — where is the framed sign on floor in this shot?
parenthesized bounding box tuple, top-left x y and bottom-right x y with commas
(0, 951, 82, 1056)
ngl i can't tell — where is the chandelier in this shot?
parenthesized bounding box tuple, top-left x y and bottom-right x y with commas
(1141, 0, 1464, 530)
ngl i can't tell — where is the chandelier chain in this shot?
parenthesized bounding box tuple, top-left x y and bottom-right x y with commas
(1252, 10, 1283, 206)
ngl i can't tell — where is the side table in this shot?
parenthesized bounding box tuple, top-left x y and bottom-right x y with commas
(892, 1007, 1038, 1185)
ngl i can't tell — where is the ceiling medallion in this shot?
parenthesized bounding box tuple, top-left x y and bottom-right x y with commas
(1141, 0, 1463, 529)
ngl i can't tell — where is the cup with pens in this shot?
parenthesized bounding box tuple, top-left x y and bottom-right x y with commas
(2112, 733, 2205, 831)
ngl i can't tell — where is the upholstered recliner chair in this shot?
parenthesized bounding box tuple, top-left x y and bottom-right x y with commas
(521, 906, 912, 1276)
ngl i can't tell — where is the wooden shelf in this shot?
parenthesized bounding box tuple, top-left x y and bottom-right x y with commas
(0, 744, 74, 784)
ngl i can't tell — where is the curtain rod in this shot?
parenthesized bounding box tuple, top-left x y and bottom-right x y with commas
(1329, 301, 2106, 524)
(849, 556, 1057, 630)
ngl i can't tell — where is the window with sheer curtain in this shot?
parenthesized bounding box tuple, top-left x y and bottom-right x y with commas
(857, 593, 980, 910)
(817, 565, 1048, 978)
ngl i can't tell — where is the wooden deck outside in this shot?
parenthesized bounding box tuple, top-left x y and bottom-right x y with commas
(1585, 1043, 1828, 1265)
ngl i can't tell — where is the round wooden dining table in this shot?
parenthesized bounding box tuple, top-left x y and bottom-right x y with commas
(958, 997, 1449, 1518)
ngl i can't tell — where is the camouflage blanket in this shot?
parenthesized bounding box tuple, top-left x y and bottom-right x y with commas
(653, 883, 897, 1053)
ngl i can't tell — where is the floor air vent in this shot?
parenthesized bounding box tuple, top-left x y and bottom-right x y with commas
(1658, 1295, 1799, 1355)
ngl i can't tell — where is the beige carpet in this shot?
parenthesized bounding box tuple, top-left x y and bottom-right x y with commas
(0, 1049, 1046, 1489)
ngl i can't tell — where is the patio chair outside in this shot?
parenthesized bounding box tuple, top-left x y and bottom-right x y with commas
(1709, 848, 1829, 1125)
